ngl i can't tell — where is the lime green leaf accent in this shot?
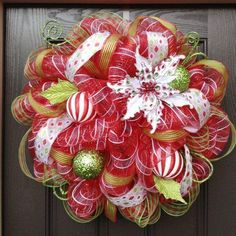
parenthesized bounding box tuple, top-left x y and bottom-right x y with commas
(154, 176, 187, 204)
(41, 80, 78, 105)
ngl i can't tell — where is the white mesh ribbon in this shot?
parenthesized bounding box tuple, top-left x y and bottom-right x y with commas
(182, 88, 211, 133)
(65, 31, 110, 81)
(105, 181, 147, 208)
(34, 113, 73, 164)
(180, 145, 193, 196)
(146, 31, 169, 67)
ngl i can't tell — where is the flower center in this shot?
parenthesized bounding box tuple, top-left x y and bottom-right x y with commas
(139, 81, 157, 94)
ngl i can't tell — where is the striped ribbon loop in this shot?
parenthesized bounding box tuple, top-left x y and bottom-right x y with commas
(27, 91, 64, 117)
(63, 201, 104, 224)
(18, 129, 43, 182)
(18, 129, 65, 187)
(208, 106, 236, 162)
(160, 183, 200, 217)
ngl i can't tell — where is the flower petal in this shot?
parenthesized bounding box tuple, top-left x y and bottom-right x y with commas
(107, 76, 140, 95)
(135, 46, 152, 73)
(163, 93, 193, 108)
(123, 94, 143, 120)
(145, 105, 164, 133)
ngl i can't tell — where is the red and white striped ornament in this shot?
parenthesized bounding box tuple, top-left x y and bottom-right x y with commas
(154, 151, 184, 179)
(66, 92, 96, 123)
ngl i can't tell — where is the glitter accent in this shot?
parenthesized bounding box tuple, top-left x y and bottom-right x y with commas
(73, 150, 105, 179)
(169, 66, 190, 92)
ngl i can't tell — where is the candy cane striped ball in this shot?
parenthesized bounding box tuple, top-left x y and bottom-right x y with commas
(66, 92, 96, 123)
(154, 151, 184, 179)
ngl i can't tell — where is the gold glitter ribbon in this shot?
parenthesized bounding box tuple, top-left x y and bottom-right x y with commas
(143, 129, 188, 142)
(128, 16, 145, 36)
(50, 147, 74, 165)
(99, 34, 122, 76)
(103, 170, 133, 186)
(151, 16, 177, 35)
(83, 59, 104, 79)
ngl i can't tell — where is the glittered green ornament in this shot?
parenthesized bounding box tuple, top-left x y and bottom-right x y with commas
(169, 66, 190, 92)
(73, 150, 105, 179)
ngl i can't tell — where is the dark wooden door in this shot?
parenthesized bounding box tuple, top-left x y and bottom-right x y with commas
(3, 6, 236, 236)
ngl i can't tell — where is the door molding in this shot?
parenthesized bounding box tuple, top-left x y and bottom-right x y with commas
(2, 0, 236, 3)
(0, 3, 2, 236)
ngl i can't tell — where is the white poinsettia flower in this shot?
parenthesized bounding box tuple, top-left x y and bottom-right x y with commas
(107, 47, 193, 134)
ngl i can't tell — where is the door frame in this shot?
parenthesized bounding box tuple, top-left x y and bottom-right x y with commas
(0, 2, 236, 236)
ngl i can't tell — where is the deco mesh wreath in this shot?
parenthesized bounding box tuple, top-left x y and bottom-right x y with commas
(12, 13, 236, 227)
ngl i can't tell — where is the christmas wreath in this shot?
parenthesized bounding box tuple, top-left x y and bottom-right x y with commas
(12, 12, 235, 227)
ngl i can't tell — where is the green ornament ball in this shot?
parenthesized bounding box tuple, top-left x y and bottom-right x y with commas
(169, 66, 190, 92)
(73, 150, 105, 179)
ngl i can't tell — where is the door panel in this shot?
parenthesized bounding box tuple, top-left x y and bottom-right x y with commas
(3, 7, 236, 236)
(207, 9, 236, 236)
